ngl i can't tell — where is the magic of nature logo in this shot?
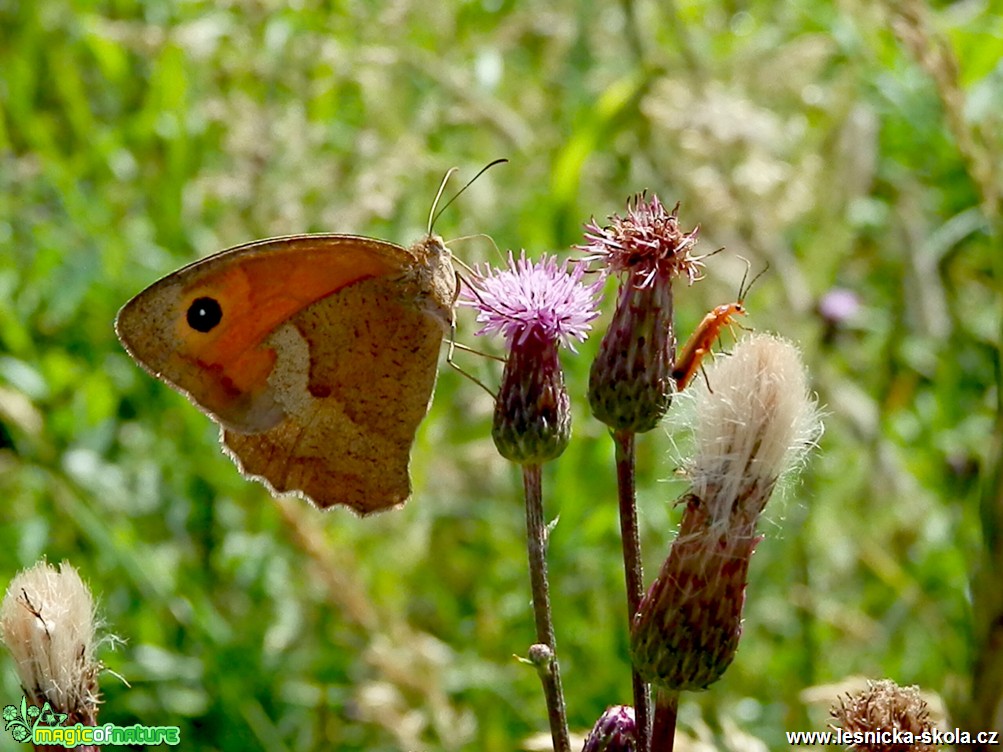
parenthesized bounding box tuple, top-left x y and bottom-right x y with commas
(3, 696, 180, 747)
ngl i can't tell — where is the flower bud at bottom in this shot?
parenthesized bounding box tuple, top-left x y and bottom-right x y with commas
(582, 705, 637, 752)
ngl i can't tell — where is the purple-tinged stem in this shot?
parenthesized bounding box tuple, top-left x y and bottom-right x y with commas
(522, 463, 571, 752)
(652, 688, 678, 751)
(614, 429, 652, 752)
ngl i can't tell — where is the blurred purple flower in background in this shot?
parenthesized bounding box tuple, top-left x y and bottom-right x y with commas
(818, 287, 860, 326)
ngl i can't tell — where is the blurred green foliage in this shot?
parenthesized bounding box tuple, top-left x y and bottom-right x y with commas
(1, 0, 1001, 749)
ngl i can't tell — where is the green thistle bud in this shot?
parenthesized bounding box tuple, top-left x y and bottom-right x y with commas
(589, 278, 675, 433)
(630, 499, 757, 690)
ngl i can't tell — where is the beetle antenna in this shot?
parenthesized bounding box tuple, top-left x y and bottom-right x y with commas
(736, 257, 769, 302)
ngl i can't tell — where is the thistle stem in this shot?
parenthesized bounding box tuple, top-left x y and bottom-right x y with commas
(614, 429, 652, 751)
(522, 463, 571, 752)
(652, 688, 679, 751)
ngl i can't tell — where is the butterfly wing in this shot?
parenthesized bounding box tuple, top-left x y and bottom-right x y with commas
(116, 234, 455, 513)
(222, 272, 445, 513)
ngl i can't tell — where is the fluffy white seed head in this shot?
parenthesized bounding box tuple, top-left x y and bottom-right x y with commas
(1, 561, 101, 718)
(684, 333, 822, 528)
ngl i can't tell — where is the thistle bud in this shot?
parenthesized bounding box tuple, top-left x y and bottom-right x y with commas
(492, 335, 571, 463)
(588, 279, 675, 433)
(582, 705, 637, 752)
(630, 498, 757, 690)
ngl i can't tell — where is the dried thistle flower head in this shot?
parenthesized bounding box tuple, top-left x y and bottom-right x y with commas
(831, 679, 937, 752)
(582, 195, 704, 433)
(460, 251, 602, 463)
(631, 334, 821, 690)
(0, 561, 101, 725)
(579, 194, 703, 287)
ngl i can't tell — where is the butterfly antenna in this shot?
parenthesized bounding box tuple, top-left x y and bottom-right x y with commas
(429, 158, 508, 232)
(428, 167, 459, 236)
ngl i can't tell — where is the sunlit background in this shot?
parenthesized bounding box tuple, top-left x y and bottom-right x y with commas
(2, 1, 1001, 749)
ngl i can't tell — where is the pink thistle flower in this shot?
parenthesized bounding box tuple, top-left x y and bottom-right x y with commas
(580, 193, 704, 289)
(462, 251, 602, 351)
(461, 252, 603, 463)
(817, 287, 861, 325)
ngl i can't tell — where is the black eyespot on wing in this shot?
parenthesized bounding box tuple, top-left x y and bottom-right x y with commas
(187, 297, 223, 333)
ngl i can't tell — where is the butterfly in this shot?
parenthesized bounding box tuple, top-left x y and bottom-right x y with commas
(116, 230, 457, 515)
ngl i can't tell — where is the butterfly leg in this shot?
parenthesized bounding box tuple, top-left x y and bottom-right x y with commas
(445, 319, 497, 397)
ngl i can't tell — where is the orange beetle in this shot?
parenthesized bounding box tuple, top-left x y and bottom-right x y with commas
(672, 260, 767, 391)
